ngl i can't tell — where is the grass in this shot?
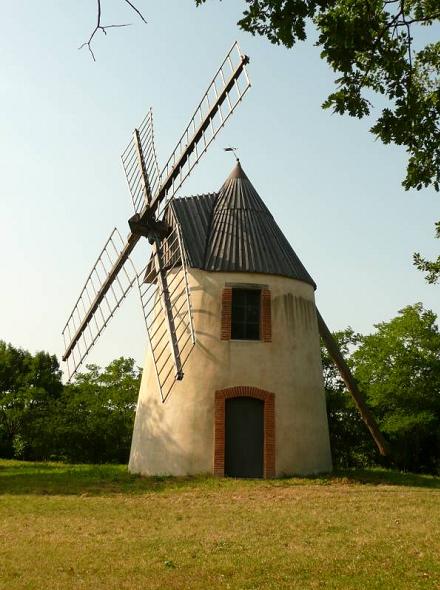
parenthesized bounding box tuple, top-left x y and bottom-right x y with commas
(0, 460, 439, 589)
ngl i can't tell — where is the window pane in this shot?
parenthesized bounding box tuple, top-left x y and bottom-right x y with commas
(231, 288, 261, 340)
(246, 306, 260, 322)
(245, 322, 260, 340)
(233, 305, 246, 322)
(246, 290, 260, 307)
(231, 322, 246, 340)
(233, 290, 247, 305)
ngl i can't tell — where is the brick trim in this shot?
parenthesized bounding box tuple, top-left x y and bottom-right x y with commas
(214, 386, 275, 478)
(261, 289, 272, 342)
(220, 288, 232, 340)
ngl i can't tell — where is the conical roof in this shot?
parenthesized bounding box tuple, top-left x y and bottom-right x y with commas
(169, 162, 316, 288)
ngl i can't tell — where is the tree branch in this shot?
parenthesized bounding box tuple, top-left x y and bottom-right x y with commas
(355, 0, 436, 94)
(79, 0, 147, 61)
(122, 0, 147, 24)
(404, 12, 440, 25)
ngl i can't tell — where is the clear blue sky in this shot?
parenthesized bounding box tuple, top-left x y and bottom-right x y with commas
(1, 1, 438, 375)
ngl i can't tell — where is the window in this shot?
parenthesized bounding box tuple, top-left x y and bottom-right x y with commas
(231, 288, 261, 340)
(220, 286, 272, 342)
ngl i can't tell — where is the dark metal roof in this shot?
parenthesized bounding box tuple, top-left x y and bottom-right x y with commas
(168, 162, 316, 288)
(169, 193, 216, 268)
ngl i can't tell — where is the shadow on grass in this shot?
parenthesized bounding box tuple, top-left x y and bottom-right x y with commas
(0, 460, 219, 496)
(0, 460, 438, 496)
(332, 468, 440, 489)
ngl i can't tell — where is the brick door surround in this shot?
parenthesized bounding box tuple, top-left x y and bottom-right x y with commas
(214, 386, 275, 478)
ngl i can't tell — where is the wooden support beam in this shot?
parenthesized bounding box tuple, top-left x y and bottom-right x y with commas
(316, 308, 388, 457)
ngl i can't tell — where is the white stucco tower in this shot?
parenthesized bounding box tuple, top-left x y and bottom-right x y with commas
(129, 162, 332, 477)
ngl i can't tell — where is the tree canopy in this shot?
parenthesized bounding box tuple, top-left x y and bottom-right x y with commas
(0, 343, 140, 463)
(413, 221, 440, 284)
(0, 342, 63, 458)
(59, 358, 141, 463)
(323, 304, 440, 472)
(353, 303, 440, 472)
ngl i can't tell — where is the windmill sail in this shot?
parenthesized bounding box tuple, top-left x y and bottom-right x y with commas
(122, 108, 161, 213)
(62, 41, 251, 381)
(154, 41, 251, 217)
(138, 220, 195, 402)
(62, 228, 137, 379)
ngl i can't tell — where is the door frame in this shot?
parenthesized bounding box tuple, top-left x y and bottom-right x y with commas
(214, 386, 275, 478)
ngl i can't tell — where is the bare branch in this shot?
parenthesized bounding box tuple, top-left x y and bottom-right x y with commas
(123, 0, 147, 24)
(80, 0, 147, 61)
(79, 0, 102, 61)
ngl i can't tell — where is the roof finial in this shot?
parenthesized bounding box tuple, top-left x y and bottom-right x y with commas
(224, 146, 239, 163)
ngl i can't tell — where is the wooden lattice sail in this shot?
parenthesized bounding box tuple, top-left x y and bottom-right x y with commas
(62, 42, 251, 400)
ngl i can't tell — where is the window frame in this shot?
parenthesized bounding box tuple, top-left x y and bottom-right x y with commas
(220, 283, 272, 343)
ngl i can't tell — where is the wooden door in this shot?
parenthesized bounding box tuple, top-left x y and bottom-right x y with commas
(225, 397, 264, 478)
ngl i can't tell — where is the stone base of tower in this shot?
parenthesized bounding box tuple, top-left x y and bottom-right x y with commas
(128, 270, 332, 478)
(128, 373, 332, 477)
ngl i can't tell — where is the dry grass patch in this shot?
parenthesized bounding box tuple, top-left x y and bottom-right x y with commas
(0, 460, 439, 589)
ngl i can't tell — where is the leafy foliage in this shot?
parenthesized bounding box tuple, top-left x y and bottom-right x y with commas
(324, 304, 440, 473)
(0, 342, 63, 459)
(353, 303, 440, 472)
(413, 221, 440, 284)
(0, 344, 140, 463)
(58, 359, 140, 463)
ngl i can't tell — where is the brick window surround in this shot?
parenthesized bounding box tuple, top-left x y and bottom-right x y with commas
(214, 386, 275, 478)
(221, 288, 272, 342)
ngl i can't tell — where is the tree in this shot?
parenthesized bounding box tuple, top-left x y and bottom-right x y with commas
(56, 358, 141, 463)
(0, 341, 63, 458)
(196, 0, 439, 273)
(0, 344, 140, 463)
(353, 303, 440, 472)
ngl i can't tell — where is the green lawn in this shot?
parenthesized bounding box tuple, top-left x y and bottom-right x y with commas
(0, 460, 439, 590)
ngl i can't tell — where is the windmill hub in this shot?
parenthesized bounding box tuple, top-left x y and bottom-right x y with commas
(128, 212, 170, 243)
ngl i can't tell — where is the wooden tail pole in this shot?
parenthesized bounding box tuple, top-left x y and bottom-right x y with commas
(316, 308, 388, 457)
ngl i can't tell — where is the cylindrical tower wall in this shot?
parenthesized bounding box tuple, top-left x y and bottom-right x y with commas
(129, 269, 332, 476)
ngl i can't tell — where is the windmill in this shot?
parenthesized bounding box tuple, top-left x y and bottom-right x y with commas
(63, 42, 387, 478)
(62, 42, 251, 399)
